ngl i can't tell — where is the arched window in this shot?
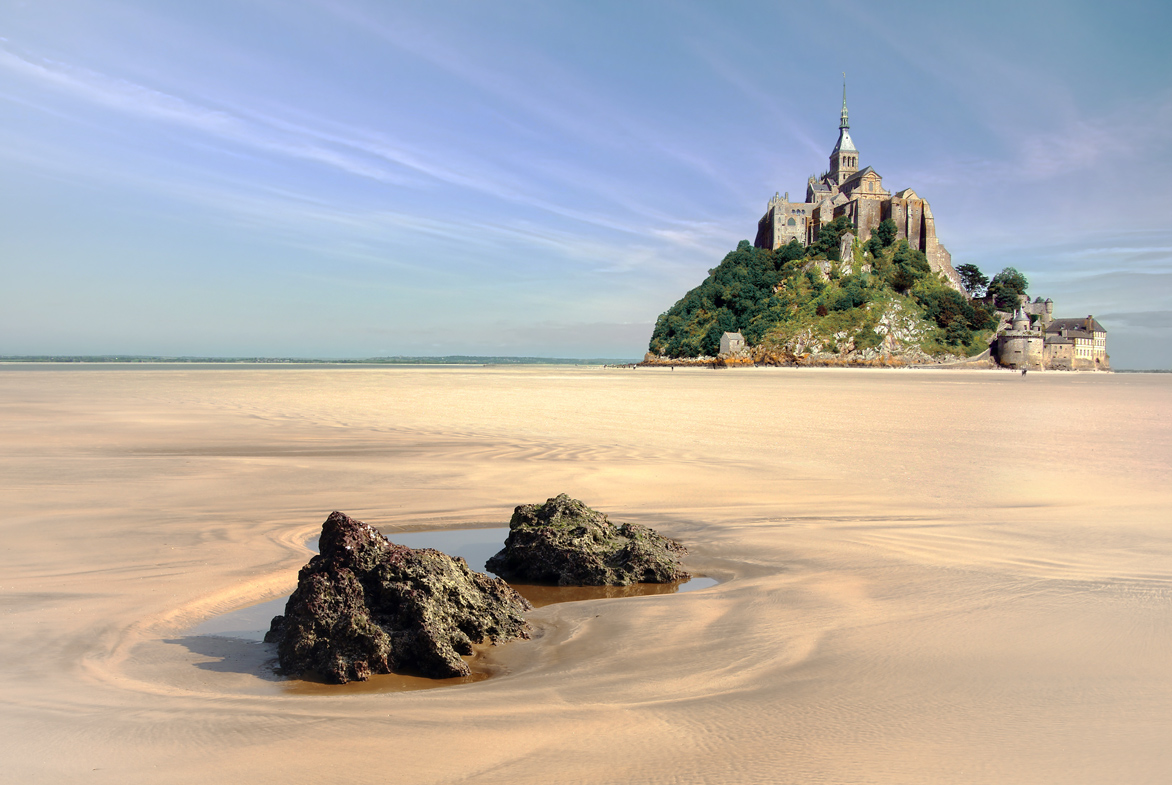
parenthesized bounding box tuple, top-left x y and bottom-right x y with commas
(787, 218, 796, 226)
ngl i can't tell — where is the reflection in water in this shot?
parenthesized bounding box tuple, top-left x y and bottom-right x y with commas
(189, 526, 716, 692)
(512, 578, 716, 607)
(191, 595, 288, 642)
(277, 655, 493, 695)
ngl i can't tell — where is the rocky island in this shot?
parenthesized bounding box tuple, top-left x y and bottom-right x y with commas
(486, 494, 690, 586)
(265, 511, 532, 684)
(644, 87, 1108, 370)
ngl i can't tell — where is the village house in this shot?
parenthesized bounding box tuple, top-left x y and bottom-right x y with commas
(719, 331, 746, 356)
(995, 297, 1109, 370)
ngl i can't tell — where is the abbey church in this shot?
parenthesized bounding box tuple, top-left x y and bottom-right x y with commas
(754, 88, 962, 290)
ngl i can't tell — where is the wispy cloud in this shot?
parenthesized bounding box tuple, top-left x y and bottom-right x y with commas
(0, 45, 423, 184)
(0, 42, 714, 241)
(676, 5, 824, 163)
(907, 88, 1172, 195)
(0, 117, 709, 288)
(1097, 311, 1172, 329)
(0, 47, 231, 129)
(1002, 91, 1172, 181)
(311, 0, 742, 194)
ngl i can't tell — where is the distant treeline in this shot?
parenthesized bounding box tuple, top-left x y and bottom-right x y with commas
(0, 355, 639, 366)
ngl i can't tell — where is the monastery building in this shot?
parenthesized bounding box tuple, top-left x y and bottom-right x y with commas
(754, 87, 962, 290)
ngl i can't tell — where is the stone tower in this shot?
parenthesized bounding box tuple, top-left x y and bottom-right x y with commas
(828, 81, 858, 185)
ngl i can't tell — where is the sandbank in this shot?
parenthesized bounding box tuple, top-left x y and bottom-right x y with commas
(1, 365, 1169, 783)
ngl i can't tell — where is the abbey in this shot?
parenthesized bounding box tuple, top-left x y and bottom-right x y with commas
(754, 88, 962, 290)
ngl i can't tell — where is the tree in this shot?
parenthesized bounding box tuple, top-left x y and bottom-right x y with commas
(775, 239, 806, 264)
(702, 323, 723, 356)
(987, 267, 1029, 311)
(888, 241, 930, 293)
(831, 275, 869, 311)
(956, 263, 989, 298)
(874, 218, 898, 249)
(944, 320, 972, 347)
(809, 216, 853, 261)
(919, 287, 967, 328)
(864, 219, 898, 258)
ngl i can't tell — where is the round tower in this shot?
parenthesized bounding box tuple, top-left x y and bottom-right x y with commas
(998, 308, 1044, 369)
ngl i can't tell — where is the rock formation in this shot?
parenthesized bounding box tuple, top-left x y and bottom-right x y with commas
(486, 494, 690, 586)
(265, 511, 532, 684)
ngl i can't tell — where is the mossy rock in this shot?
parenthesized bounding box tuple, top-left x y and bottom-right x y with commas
(486, 494, 690, 586)
(265, 511, 532, 684)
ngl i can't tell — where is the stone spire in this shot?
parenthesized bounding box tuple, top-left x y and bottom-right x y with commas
(840, 76, 849, 131)
(830, 75, 858, 183)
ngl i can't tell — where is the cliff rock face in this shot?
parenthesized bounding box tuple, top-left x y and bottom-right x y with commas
(265, 511, 532, 684)
(486, 494, 689, 586)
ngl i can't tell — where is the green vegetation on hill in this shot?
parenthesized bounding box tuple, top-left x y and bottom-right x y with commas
(649, 228, 998, 360)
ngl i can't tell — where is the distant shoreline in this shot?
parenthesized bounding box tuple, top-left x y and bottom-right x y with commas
(0, 356, 1161, 372)
(0, 355, 640, 366)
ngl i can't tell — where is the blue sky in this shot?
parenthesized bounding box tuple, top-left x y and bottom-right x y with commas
(1, 1, 1169, 366)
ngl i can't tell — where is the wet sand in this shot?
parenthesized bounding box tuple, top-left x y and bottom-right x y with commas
(1, 364, 1169, 784)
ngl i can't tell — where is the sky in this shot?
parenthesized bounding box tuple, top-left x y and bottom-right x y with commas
(1, 1, 1169, 367)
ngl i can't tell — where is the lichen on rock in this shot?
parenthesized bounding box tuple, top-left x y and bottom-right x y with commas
(265, 511, 532, 684)
(485, 494, 690, 586)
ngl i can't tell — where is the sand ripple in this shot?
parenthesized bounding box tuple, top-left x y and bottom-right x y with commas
(1, 366, 1170, 783)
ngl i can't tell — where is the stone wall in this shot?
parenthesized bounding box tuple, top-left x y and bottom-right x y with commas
(852, 197, 884, 242)
(1045, 341, 1073, 370)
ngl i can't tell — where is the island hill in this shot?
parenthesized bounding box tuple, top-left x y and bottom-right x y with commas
(644, 89, 1109, 370)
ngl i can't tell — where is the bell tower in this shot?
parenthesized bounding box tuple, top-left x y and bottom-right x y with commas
(829, 78, 859, 185)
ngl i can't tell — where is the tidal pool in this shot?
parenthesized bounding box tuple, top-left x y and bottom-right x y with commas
(188, 526, 717, 692)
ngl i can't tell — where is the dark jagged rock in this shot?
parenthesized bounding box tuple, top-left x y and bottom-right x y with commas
(485, 494, 690, 586)
(265, 511, 532, 684)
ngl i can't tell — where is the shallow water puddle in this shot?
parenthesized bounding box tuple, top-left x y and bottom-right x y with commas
(189, 526, 716, 692)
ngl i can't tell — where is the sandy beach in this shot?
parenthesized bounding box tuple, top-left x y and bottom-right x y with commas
(1, 364, 1170, 784)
